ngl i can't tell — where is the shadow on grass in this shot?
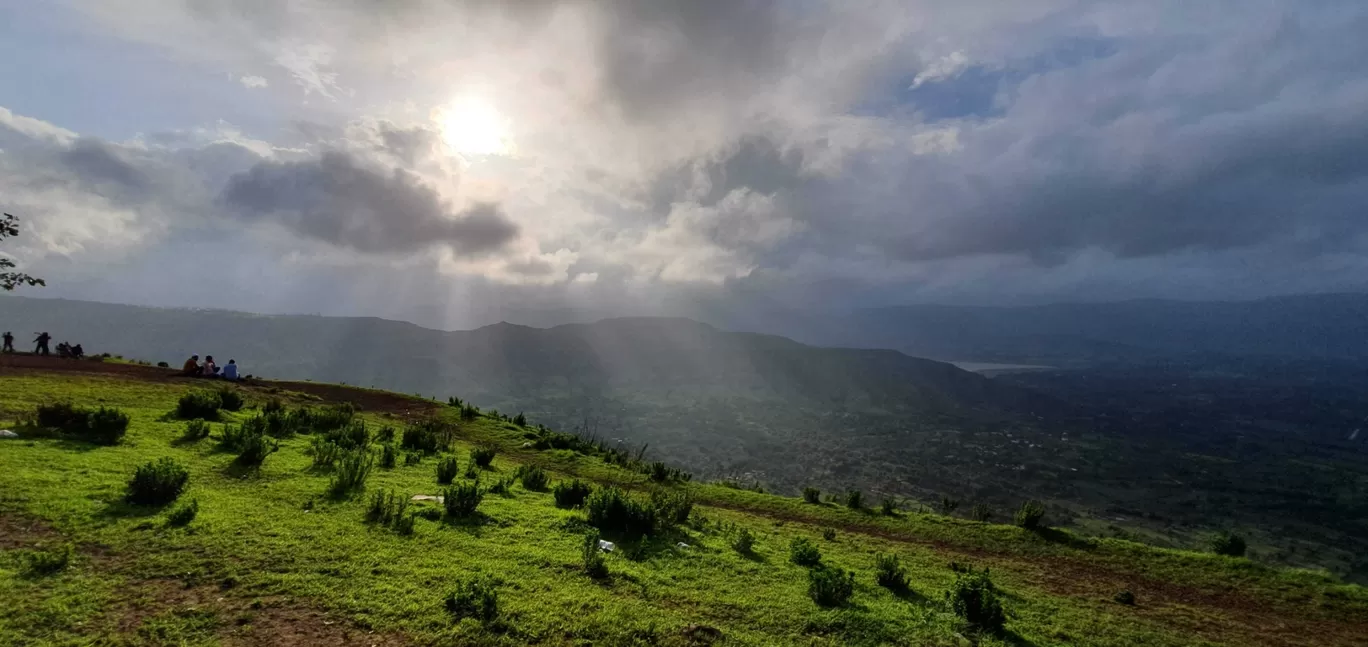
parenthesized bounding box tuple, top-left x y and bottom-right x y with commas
(442, 513, 495, 537)
(886, 584, 930, 605)
(101, 499, 170, 520)
(1034, 526, 1098, 551)
(223, 460, 264, 479)
(8, 425, 105, 453)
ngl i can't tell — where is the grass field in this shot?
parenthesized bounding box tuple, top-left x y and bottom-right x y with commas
(2, 360, 1366, 646)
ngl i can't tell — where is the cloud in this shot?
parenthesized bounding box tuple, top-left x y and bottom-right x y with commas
(239, 75, 268, 89)
(219, 151, 519, 255)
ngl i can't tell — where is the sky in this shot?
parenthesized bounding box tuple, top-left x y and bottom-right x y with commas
(2, 0, 1368, 331)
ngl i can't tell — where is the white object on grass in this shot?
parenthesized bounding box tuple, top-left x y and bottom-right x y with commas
(598, 539, 615, 552)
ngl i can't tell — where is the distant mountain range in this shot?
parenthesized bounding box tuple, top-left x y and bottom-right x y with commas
(761, 293, 1368, 366)
(0, 296, 1043, 417)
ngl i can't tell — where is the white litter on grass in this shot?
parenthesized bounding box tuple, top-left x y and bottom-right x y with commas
(412, 494, 444, 503)
(676, 542, 690, 549)
(598, 539, 615, 552)
(0, 430, 18, 438)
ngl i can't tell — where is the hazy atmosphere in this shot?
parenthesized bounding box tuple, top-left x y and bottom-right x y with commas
(5, 1, 1368, 329)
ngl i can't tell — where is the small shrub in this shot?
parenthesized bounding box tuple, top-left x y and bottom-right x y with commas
(807, 566, 855, 607)
(216, 387, 245, 412)
(126, 458, 190, 506)
(1014, 500, 1046, 530)
(802, 487, 821, 504)
(1210, 531, 1247, 557)
(323, 420, 370, 450)
(327, 449, 374, 499)
(309, 405, 356, 434)
(82, 407, 130, 445)
(262, 397, 285, 415)
(1114, 589, 1136, 605)
(821, 527, 837, 541)
(376, 426, 396, 443)
(970, 504, 992, 522)
(875, 553, 907, 590)
(444, 576, 499, 623)
(436, 457, 460, 484)
(513, 412, 527, 427)
(176, 390, 222, 420)
(582, 530, 609, 578)
(470, 445, 497, 468)
(234, 430, 278, 468)
(487, 476, 515, 496)
(553, 479, 592, 508)
(379, 443, 397, 469)
(731, 528, 756, 554)
(365, 489, 411, 530)
(156, 361, 170, 368)
(167, 499, 199, 527)
(939, 497, 960, 516)
(586, 487, 657, 538)
(35, 402, 86, 429)
(880, 498, 897, 516)
(404, 451, 423, 466)
(181, 419, 211, 442)
(309, 437, 342, 468)
(789, 537, 822, 567)
(463, 464, 478, 479)
(394, 513, 416, 536)
(515, 465, 549, 491)
(442, 482, 484, 518)
(401, 418, 450, 454)
(23, 544, 73, 576)
(650, 489, 694, 526)
(845, 490, 863, 510)
(947, 570, 1005, 634)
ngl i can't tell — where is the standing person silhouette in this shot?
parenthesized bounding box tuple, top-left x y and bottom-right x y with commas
(1, 331, 13, 353)
(33, 331, 51, 356)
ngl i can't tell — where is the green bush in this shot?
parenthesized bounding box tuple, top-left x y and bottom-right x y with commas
(650, 489, 694, 526)
(553, 479, 593, 508)
(376, 425, 396, 443)
(403, 451, 423, 467)
(845, 490, 864, 510)
(444, 576, 498, 623)
(1210, 531, 1247, 557)
(880, 498, 898, 516)
(470, 445, 497, 468)
(326, 449, 374, 499)
(586, 487, 657, 539)
(166, 499, 199, 527)
(32, 402, 128, 445)
(308, 405, 356, 434)
(262, 397, 285, 415)
(822, 527, 837, 541)
(323, 420, 370, 450)
(401, 418, 450, 454)
(582, 530, 608, 579)
(22, 544, 73, 576)
(1114, 589, 1136, 605)
(379, 443, 397, 469)
(807, 566, 855, 607)
(970, 504, 992, 522)
(731, 528, 756, 554)
(436, 457, 460, 485)
(309, 437, 342, 468)
(513, 412, 527, 427)
(939, 497, 960, 516)
(802, 487, 821, 504)
(515, 465, 549, 491)
(487, 476, 515, 496)
(181, 419, 211, 442)
(442, 482, 484, 518)
(789, 537, 822, 567)
(233, 429, 278, 468)
(1014, 500, 1046, 530)
(126, 458, 190, 506)
(365, 489, 412, 534)
(947, 570, 1005, 634)
(215, 387, 244, 412)
(874, 553, 907, 590)
(176, 390, 222, 420)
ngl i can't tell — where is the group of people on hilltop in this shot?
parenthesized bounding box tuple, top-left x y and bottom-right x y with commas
(182, 354, 239, 381)
(2, 331, 80, 358)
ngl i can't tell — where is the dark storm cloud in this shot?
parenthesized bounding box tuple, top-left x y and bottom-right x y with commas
(58, 138, 149, 192)
(219, 151, 519, 254)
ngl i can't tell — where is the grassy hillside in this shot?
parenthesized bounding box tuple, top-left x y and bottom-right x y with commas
(2, 361, 1366, 646)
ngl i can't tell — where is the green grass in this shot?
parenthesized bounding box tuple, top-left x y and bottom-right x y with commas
(1, 371, 1365, 646)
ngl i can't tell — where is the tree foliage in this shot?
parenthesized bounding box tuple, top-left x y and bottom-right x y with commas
(2, 213, 45, 291)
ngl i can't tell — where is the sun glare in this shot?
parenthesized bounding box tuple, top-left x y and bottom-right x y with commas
(439, 97, 510, 156)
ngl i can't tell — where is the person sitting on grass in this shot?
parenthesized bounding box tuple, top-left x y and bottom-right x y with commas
(181, 354, 202, 376)
(203, 355, 219, 378)
(221, 359, 239, 381)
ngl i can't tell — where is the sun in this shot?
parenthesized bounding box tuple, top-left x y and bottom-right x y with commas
(438, 97, 510, 156)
